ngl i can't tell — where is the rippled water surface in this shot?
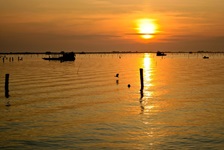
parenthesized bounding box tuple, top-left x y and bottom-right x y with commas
(0, 53, 224, 149)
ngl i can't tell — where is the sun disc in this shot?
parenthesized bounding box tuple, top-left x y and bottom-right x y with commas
(142, 34, 153, 39)
(137, 18, 157, 39)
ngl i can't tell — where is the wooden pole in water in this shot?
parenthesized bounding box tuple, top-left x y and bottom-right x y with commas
(140, 68, 144, 92)
(5, 74, 9, 98)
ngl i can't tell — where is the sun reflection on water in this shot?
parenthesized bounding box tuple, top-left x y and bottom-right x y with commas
(139, 53, 157, 115)
(143, 53, 154, 99)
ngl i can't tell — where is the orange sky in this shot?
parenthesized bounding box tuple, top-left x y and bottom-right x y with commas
(1, 0, 224, 52)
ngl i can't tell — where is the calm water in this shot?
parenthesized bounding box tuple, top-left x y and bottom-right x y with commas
(0, 53, 224, 149)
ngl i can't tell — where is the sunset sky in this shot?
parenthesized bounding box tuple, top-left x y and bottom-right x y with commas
(1, 0, 224, 52)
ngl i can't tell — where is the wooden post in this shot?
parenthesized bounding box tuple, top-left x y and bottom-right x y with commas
(140, 68, 144, 92)
(5, 74, 9, 98)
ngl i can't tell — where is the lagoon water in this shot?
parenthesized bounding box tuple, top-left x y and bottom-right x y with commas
(0, 53, 224, 149)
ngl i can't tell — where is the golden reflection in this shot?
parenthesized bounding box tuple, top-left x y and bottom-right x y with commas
(143, 53, 153, 96)
(139, 53, 155, 114)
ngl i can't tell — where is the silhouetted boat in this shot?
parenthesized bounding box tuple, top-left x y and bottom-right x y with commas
(156, 51, 167, 56)
(203, 56, 209, 59)
(43, 52, 75, 62)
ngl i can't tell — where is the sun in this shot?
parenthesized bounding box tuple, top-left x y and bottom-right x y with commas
(137, 18, 157, 39)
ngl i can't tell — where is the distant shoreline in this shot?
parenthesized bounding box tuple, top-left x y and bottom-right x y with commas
(1, 51, 224, 55)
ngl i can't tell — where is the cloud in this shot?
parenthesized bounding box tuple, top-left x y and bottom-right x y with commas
(1, 0, 224, 52)
(125, 33, 157, 36)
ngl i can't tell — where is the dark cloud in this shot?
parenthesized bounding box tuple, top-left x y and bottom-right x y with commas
(1, 0, 224, 52)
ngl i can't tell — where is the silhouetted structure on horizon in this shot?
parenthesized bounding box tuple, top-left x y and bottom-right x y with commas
(203, 56, 209, 59)
(42, 52, 75, 62)
(156, 51, 167, 56)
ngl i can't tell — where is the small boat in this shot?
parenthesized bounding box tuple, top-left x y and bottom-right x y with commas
(203, 56, 209, 59)
(43, 52, 75, 62)
(156, 51, 167, 56)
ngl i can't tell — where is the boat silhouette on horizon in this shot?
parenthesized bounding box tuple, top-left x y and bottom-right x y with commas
(42, 52, 75, 62)
(203, 56, 209, 59)
(156, 51, 167, 56)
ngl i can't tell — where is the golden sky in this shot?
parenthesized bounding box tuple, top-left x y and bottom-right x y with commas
(0, 0, 224, 52)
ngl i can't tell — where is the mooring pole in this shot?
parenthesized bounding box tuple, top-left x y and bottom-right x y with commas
(140, 68, 144, 92)
(5, 74, 9, 98)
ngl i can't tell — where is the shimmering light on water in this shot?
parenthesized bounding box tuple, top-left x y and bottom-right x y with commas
(0, 53, 224, 149)
(143, 53, 154, 99)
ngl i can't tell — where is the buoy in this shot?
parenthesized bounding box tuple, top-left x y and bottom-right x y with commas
(115, 73, 119, 78)
(128, 84, 131, 88)
(5, 101, 11, 107)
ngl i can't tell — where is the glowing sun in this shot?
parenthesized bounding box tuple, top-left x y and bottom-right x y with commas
(137, 18, 157, 39)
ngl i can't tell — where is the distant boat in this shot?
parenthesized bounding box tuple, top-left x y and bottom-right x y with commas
(203, 56, 209, 59)
(43, 52, 75, 62)
(156, 51, 167, 56)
